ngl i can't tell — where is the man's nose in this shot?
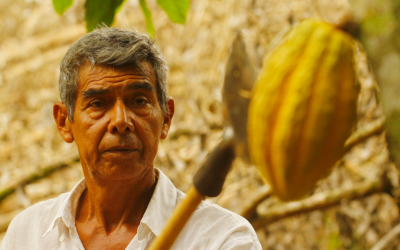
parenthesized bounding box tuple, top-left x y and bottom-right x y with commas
(108, 100, 135, 133)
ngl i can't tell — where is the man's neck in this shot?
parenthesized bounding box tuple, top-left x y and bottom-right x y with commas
(76, 167, 157, 235)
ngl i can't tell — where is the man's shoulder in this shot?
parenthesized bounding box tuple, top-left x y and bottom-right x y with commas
(13, 192, 70, 222)
(174, 189, 261, 250)
(6, 192, 70, 236)
(152, 170, 261, 249)
(0, 192, 71, 249)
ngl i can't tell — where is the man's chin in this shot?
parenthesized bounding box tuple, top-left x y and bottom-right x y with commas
(99, 151, 143, 166)
(91, 161, 152, 182)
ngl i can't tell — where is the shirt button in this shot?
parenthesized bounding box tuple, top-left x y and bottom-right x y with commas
(59, 236, 65, 242)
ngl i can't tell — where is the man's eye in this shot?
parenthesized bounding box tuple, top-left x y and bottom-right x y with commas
(90, 100, 105, 108)
(134, 98, 148, 106)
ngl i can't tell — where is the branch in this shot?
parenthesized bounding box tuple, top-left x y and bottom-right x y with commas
(240, 185, 272, 221)
(250, 176, 391, 230)
(371, 223, 400, 250)
(344, 117, 385, 151)
(0, 148, 80, 202)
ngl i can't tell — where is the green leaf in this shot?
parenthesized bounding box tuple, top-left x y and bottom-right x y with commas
(156, 0, 190, 24)
(53, 0, 73, 15)
(84, 0, 125, 32)
(139, 0, 155, 38)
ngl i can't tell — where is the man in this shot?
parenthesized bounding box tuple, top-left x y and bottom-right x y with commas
(1, 27, 261, 249)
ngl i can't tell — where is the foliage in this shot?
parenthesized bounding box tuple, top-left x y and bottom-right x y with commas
(52, 0, 190, 36)
(328, 230, 342, 250)
(53, 0, 73, 15)
(156, 0, 190, 24)
(139, 0, 155, 37)
(84, 0, 125, 32)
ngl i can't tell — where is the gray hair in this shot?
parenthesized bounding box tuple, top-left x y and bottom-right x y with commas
(59, 27, 168, 122)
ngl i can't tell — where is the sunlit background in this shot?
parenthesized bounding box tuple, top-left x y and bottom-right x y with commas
(0, 0, 398, 249)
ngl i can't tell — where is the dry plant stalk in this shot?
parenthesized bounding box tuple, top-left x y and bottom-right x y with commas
(371, 223, 400, 250)
(0, 148, 79, 202)
(250, 174, 391, 230)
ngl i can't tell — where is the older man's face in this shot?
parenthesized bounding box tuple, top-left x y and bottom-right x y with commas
(66, 62, 168, 182)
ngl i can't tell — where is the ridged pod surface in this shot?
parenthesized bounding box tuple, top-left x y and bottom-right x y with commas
(248, 19, 359, 201)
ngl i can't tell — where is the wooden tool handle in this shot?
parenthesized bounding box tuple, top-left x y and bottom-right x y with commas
(148, 136, 235, 250)
(147, 186, 205, 250)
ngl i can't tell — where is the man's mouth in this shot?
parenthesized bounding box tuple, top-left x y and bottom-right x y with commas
(103, 146, 139, 154)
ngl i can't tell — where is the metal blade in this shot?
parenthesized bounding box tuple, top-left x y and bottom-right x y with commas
(222, 31, 256, 163)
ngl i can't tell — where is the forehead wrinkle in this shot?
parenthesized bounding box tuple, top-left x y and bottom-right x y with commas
(80, 73, 152, 90)
(127, 82, 154, 92)
(79, 61, 155, 84)
(83, 73, 148, 84)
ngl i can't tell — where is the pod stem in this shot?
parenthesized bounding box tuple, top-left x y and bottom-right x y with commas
(335, 15, 361, 39)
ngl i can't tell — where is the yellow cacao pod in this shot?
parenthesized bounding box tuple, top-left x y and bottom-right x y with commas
(248, 19, 359, 201)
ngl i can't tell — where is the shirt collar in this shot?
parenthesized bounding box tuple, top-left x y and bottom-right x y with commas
(140, 168, 177, 237)
(41, 168, 178, 238)
(42, 177, 87, 237)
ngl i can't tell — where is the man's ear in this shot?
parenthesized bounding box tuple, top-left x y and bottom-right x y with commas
(53, 102, 74, 143)
(160, 97, 175, 140)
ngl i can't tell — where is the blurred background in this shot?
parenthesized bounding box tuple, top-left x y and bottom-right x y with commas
(0, 0, 399, 249)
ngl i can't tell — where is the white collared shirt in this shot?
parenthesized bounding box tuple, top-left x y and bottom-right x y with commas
(0, 168, 261, 249)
